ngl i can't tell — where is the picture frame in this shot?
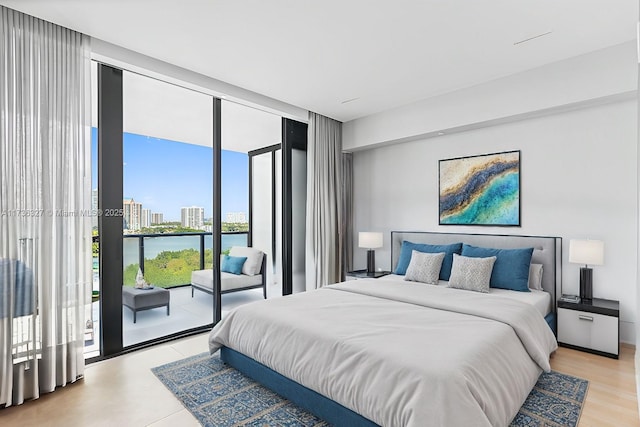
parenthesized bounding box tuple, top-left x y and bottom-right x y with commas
(439, 150, 520, 226)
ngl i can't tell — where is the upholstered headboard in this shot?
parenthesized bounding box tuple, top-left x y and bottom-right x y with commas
(391, 231, 562, 311)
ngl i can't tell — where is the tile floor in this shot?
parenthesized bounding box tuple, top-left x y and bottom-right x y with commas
(1, 333, 208, 426)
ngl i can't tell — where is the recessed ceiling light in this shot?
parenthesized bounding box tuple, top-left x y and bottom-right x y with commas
(438, 132, 445, 136)
(341, 97, 360, 104)
(514, 30, 552, 45)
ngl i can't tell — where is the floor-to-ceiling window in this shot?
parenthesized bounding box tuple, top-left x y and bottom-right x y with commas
(89, 63, 218, 357)
(120, 70, 215, 346)
(87, 63, 294, 358)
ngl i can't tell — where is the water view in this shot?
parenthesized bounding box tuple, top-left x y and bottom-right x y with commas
(122, 233, 247, 266)
(92, 233, 248, 288)
(91, 128, 251, 289)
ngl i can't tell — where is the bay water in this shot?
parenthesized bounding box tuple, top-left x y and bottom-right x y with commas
(120, 233, 247, 267)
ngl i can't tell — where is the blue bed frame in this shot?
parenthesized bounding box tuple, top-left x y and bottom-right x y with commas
(220, 232, 562, 425)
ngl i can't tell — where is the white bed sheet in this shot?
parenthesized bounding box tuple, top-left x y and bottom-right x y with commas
(384, 273, 552, 316)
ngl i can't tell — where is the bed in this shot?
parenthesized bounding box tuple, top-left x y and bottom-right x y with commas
(208, 232, 561, 426)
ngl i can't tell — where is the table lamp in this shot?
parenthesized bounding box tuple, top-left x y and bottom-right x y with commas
(569, 239, 604, 301)
(358, 232, 383, 274)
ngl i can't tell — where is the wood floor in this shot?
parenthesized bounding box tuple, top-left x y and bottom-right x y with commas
(0, 335, 638, 426)
(550, 344, 639, 427)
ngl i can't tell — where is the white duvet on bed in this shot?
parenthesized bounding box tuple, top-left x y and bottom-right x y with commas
(209, 278, 557, 427)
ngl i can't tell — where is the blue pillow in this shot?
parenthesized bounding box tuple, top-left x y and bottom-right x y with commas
(221, 255, 247, 275)
(460, 244, 533, 292)
(395, 241, 462, 280)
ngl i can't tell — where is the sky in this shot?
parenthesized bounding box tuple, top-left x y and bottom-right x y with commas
(91, 129, 249, 221)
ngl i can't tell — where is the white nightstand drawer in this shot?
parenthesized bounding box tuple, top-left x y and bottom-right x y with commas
(558, 308, 618, 355)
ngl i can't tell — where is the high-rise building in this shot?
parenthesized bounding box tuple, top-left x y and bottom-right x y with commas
(151, 213, 164, 225)
(225, 212, 247, 223)
(123, 198, 143, 231)
(181, 206, 204, 229)
(141, 208, 151, 228)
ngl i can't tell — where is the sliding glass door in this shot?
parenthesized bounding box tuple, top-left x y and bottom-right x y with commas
(91, 63, 220, 358)
(248, 117, 307, 297)
(249, 146, 281, 296)
(120, 70, 215, 346)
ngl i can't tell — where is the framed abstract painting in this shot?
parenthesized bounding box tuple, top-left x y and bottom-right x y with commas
(439, 150, 521, 226)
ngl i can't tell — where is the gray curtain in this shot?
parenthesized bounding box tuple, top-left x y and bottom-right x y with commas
(305, 112, 343, 289)
(342, 153, 354, 278)
(0, 6, 91, 406)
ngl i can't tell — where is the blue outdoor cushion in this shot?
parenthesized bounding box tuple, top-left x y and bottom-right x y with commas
(0, 258, 35, 318)
(221, 255, 247, 275)
(460, 244, 533, 292)
(395, 241, 462, 280)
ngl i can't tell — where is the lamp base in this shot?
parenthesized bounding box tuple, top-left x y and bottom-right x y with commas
(579, 267, 593, 301)
(366, 249, 376, 274)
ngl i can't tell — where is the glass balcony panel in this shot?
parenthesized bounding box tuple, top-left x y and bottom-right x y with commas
(221, 232, 248, 254)
(122, 237, 140, 285)
(139, 234, 200, 288)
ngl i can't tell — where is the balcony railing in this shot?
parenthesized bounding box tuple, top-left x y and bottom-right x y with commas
(93, 232, 248, 289)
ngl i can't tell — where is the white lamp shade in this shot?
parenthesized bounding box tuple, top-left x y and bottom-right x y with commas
(569, 239, 604, 266)
(358, 232, 383, 249)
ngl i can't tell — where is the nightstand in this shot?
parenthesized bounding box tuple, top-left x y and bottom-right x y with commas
(346, 269, 391, 280)
(557, 298, 619, 359)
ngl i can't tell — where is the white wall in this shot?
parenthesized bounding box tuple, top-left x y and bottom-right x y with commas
(348, 50, 638, 343)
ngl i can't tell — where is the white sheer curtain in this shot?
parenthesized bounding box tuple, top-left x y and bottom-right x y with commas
(0, 6, 91, 406)
(305, 112, 343, 289)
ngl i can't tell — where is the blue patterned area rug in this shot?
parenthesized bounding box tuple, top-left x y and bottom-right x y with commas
(152, 352, 588, 427)
(510, 370, 589, 427)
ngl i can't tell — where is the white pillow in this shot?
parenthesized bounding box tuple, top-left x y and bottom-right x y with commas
(448, 254, 496, 293)
(404, 251, 445, 285)
(528, 263, 544, 291)
(229, 246, 264, 276)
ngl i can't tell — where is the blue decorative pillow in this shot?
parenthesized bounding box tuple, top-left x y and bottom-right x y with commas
(395, 241, 462, 280)
(221, 255, 247, 275)
(460, 244, 533, 292)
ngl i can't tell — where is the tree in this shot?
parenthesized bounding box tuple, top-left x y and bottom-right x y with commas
(123, 248, 214, 288)
(221, 222, 249, 232)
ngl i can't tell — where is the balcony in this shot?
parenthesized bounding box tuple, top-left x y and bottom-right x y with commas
(86, 231, 255, 356)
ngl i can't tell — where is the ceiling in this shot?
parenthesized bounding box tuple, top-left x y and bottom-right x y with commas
(89, 62, 282, 151)
(1, 0, 637, 123)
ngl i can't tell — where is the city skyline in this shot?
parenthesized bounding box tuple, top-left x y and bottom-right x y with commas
(109, 194, 247, 226)
(91, 129, 249, 221)
(116, 201, 247, 227)
(116, 196, 245, 232)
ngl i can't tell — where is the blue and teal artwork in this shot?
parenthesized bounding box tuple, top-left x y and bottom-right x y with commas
(439, 151, 520, 226)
